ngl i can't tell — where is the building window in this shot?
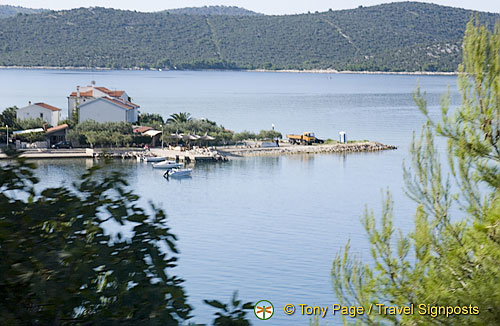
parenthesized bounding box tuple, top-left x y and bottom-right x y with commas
(40, 113, 43, 118)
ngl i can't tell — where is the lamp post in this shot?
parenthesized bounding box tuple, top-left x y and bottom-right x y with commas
(161, 124, 164, 149)
(5, 125, 8, 146)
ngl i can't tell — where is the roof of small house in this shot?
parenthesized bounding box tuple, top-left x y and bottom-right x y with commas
(46, 124, 68, 134)
(133, 126, 153, 133)
(30, 102, 61, 111)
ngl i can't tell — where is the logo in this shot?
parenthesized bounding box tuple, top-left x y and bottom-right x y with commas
(254, 300, 274, 320)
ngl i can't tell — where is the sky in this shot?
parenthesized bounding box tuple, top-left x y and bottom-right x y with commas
(1, 0, 499, 14)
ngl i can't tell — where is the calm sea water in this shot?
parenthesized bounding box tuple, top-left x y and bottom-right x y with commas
(0, 69, 461, 325)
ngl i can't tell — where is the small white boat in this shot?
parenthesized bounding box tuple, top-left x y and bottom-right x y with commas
(152, 160, 184, 169)
(146, 156, 167, 162)
(165, 168, 193, 178)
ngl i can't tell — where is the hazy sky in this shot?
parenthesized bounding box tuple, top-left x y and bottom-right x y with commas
(1, 0, 499, 14)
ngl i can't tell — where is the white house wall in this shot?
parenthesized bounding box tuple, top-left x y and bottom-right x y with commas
(51, 110, 59, 125)
(79, 99, 127, 123)
(17, 104, 59, 126)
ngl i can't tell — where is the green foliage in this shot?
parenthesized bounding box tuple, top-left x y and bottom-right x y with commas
(257, 129, 282, 140)
(0, 4, 46, 19)
(204, 291, 254, 326)
(59, 118, 74, 128)
(0, 3, 498, 71)
(167, 112, 193, 124)
(138, 112, 165, 128)
(0, 151, 192, 324)
(165, 5, 261, 16)
(67, 120, 134, 147)
(17, 117, 46, 130)
(0, 106, 18, 128)
(232, 130, 257, 142)
(13, 131, 46, 143)
(162, 115, 235, 145)
(331, 20, 500, 325)
(232, 130, 282, 142)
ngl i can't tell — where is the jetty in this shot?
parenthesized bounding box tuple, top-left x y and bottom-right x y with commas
(217, 141, 397, 157)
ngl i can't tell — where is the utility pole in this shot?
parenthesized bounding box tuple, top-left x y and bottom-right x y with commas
(161, 124, 164, 149)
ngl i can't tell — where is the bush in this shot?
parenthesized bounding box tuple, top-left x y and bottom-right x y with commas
(233, 130, 257, 142)
(257, 130, 282, 140)
(17, 117, 47, 130)
(0, 152, 192, 324)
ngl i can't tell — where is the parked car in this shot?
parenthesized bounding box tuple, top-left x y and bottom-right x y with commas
(51, 141, 73, 149)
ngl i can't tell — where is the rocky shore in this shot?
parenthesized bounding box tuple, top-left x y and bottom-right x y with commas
(218, 141, 397, 157)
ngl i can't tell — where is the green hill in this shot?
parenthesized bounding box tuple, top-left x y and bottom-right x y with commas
(0, 2, 498, 72)
(165, 6, 262, 16)
(0, 5, 46, 19)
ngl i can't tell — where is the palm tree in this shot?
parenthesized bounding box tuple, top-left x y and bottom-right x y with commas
(167, 112, 192, 124)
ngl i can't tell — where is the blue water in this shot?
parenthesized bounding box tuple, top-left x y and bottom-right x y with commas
(0, 69, 461, 325)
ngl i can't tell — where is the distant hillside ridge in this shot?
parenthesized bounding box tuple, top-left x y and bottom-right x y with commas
(165, 5, 262, 16)
(0, 5, 46, 19)
(0, 2, 498, 72)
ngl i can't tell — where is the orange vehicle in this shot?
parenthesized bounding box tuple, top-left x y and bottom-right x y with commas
(286, 132, 324, 145)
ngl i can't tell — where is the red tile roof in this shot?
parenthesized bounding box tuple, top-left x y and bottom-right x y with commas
(69, 90, 93, 97)
(46, 124, 68, 134)
(95, 87, 125, 97)
(69, 86, 125, 98)
(133, 126, 153, 133)
(124, 100, 140, 108)
(35, 102, 61, 111)
(103, 97, 135, 110)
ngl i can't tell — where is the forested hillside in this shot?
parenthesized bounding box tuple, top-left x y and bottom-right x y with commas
(0, 2, 498, 71)
(0, 5, 46, 19)
(165, 6, 261, 16)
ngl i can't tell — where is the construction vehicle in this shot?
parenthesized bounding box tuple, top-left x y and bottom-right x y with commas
(286, 132, 324, 145)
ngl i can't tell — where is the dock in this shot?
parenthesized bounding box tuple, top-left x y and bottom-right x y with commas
(0, 147, 227, 162)
(0, 148, 94, 159)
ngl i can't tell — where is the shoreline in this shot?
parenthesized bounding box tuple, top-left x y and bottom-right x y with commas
(0, 142, 396, 160)
(0, 66, 458, 76)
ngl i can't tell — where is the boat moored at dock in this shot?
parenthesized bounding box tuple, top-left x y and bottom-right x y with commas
(152, 160, 184, 169)
(145, 156, 167, 162)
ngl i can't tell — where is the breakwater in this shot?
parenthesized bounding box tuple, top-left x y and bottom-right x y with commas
(218, 142, 397, 157)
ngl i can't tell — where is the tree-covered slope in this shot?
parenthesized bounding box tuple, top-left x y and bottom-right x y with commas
(0, 2, 498, 71)
(0, 5, 46, 19)
(165, 5, 262, 16)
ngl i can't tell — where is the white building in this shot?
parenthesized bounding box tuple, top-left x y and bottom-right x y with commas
(78, 97, 139, 123)
(68, 85, 139, 123)
(17, 102, 61, 126)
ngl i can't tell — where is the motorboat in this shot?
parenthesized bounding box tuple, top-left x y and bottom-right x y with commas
(145, 156, 167, 162)
(164, 168, 193, 178)
(152, 161, 184, 169)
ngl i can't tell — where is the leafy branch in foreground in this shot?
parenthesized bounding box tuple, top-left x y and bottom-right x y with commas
(332, 20, 500, 326)
(0, 151, 192, 324)
(204, 291, 254, 326)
